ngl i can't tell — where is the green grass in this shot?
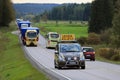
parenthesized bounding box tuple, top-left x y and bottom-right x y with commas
(34, 21, 88, 38)
(0, 24, 49, 80)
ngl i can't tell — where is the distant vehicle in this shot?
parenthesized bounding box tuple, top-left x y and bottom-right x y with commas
(17, 20, 31, 30)
(46, 32, 60, 48)
(16, 19, 23, 23)
(82, 47, 95, 61)
(21, 27, 39, 46)
(54, 34, 85, 69)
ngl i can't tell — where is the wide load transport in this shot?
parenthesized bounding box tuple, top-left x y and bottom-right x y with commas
(21, 27, 39, 46)
(17, 21, 31, 30)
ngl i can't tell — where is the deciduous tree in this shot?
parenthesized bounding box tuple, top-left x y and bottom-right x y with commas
(0, 0, 15, 27)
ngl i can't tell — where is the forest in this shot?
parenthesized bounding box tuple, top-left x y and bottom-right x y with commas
(47, 3, 91, 21)
(13, 3, 60, 18)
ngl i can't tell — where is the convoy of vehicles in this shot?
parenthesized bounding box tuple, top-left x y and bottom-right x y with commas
(82, 47, 95, 61)
(21, 27, 39, 46)
(46, 32, 60, 48)
(16, 18, 95, 70)
(16, 19, 39, 46)
(54, 34, 85, 69)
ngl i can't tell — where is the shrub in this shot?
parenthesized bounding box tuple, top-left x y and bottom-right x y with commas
(111, 49, 120, 61)
(98, 48, 120, 61)
(77, 37, 87, 46)
(100, 29, 112, 44)
(87, 33, 101, 45)
(98, 48, 114, 59)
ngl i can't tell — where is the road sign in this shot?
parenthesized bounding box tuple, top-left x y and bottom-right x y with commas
(60, 34, 75, 41)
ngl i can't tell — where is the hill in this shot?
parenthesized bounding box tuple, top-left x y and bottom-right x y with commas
(13, 3, 60, 17)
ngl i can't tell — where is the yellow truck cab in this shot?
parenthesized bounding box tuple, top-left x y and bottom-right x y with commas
(21, 27, 39, 46)
(46, 32, 60, 48)
(54, 34, 85, 69)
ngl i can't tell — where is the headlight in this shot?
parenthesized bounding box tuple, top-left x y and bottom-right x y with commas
(74, 57, 77, 60)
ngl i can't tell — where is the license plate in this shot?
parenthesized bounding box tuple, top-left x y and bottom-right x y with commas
(69, 62, 76, 64)
(86, 55, 90, 57)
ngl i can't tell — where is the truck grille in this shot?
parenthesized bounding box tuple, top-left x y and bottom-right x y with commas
(29, 39, 35, 41)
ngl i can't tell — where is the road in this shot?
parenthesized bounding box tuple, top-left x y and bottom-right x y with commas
(21, 34, 120, 80)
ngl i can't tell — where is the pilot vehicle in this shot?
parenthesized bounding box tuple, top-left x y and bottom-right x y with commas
(54, 34, 85, 69)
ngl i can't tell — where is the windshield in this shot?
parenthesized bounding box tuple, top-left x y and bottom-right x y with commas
(83, 48, 94, 52)
(50, 34, 59, 38)
(27, 31, 37, 38)
(60, 44, 81, 52)
(21, 24, 28, 28)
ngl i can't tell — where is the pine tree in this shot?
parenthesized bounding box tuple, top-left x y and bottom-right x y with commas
(89, 0, 114, 33)
(112, 0, 120, 48)
(0, 0, 3, 26)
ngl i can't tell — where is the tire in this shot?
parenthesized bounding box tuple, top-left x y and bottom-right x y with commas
(91, 58, 95, 61)
(54, 60, 57, 68)
(34, 45, 37, 47)
(22, 40, 26, 45)
(93, 59, 95, 61)
(58, 64, 62, 69)
(77, 66, 80, 69)
(46, 47, 49, 49)
(58, 66, 62, 69)
(81, 66, 85, 69)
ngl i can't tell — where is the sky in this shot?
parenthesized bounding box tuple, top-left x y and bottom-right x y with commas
(11, 0, 93, 4)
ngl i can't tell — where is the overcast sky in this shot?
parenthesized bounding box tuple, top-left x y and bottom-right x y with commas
(12, 0, 93, 4)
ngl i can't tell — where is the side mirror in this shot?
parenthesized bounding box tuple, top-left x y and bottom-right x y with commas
(83, 50, 86, 53)
(55, 51, 59, 54)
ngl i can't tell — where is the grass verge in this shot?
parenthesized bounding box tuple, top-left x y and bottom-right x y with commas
(0, 24, 49, 80)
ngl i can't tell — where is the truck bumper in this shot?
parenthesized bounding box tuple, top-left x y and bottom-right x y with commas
(26, 41, 38, 46)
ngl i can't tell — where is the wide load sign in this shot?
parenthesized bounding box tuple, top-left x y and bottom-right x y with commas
(60, 34, 75, 41)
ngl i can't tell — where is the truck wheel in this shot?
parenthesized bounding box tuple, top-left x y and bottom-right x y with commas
(22, 40, 26, 45)
(34, 45, 37, 47)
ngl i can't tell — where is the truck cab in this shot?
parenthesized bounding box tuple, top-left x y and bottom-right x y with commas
(17, 20, 31, 30)
(46, 32, 60, 48)
(21, 27, 39, 46)
(54, 34, 85, 69)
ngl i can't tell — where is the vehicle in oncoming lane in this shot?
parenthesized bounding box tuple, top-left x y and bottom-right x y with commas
(46, 32, 60, 48)
(82, 47, 95, 61)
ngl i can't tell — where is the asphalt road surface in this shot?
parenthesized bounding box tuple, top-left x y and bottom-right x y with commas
(21, 34, 120, 80)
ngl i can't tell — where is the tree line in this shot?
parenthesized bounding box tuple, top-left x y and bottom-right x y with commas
(14, 3, 59, 18)
(38, 3, 91, 21)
